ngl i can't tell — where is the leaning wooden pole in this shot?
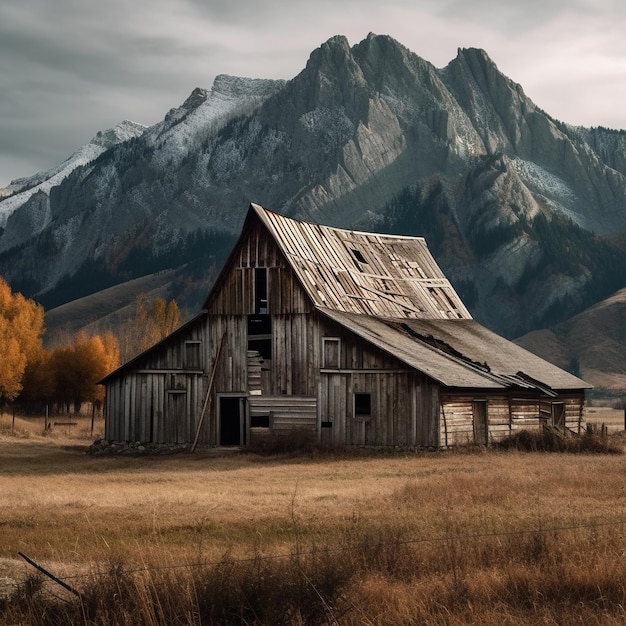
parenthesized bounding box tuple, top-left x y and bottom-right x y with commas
(19, 552, 81, 597)
(191, 334, 226, 452)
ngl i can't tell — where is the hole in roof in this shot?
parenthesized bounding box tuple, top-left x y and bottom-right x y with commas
(351, 249, 367, 264)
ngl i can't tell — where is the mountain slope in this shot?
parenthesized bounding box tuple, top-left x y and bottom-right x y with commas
(0, 120, 146, 229)
(515, 288, 626, 391)
(1, 33, 626, 339)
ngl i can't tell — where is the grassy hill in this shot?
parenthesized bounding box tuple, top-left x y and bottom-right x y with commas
(43, 269, 178, 347)
(515, 288, 626, 394)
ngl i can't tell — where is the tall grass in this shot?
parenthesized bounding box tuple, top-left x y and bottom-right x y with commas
(1, 428, 625, 624)
(3, 518, 626, 625)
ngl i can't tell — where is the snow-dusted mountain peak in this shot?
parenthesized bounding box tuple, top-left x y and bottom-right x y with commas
(91, 120, 147, 148)
(0, 120, 146, 227)
(147, 75, 285, 167)
(212, 74, 285, 99)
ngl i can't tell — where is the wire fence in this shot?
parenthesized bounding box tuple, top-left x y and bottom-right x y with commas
(21, 515, 622, 583)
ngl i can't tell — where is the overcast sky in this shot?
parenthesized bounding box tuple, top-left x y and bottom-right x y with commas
(1, 0, 625, 187)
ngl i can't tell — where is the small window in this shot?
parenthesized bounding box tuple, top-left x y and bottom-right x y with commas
(184, 341, 201, 369)
(169, 374, 187, 390)
(323, 338, 341, 368)
(251, 413, 270, 428)
(354, 393, 371, 418)
(255, 267, 268, 313)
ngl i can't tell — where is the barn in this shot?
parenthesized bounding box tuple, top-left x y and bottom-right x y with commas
(101, 203, 590, 449)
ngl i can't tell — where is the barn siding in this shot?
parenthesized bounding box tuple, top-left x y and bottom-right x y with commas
(206, 226, 314, 317)
(438, 391, 586, 447)
(104, 317, 211, 444)
(103, 208, 587, 450)
(315, 317, 440, 448)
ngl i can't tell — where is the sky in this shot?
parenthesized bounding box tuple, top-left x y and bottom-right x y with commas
(1, 0, 625, 187)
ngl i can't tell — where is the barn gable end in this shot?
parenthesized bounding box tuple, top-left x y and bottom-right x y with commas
(101, 203, 590, 449)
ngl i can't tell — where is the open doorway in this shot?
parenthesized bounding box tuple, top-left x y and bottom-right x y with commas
(219, 396, 247, 446)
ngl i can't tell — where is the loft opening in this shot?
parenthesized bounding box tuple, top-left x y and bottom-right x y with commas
(255, 267, 268, 313)
(248, 314, 272, 360)
(322, 337, 341, 369)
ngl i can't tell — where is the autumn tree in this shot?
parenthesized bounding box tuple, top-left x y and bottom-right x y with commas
(119, 295, 181, 361)
(49, 332, 120, 413)
(0, 277, 45, 401)
(19, 349, 55, 405)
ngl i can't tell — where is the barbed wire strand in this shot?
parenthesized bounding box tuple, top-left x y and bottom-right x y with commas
(47, 516, 626, 583)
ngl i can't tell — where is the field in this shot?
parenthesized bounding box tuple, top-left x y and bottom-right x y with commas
(1, 413, 626, 624)
(585, 405, 625, 433)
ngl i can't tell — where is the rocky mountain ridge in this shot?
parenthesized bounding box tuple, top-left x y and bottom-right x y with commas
(1, 33, 626, 340)
(0, 120, 146, 227)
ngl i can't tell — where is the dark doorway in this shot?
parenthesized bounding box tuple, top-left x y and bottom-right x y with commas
(219, 396, 246, 446)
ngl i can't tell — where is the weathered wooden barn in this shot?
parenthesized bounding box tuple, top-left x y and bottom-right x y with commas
(101, 203, 590, 448)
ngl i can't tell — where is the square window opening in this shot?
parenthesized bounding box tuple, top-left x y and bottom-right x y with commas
(251, 413, 270, 428)
(354, 392, 371, 417)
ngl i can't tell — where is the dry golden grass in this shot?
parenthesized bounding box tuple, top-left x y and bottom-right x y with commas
(585, 405, 625, 432)
(1, 412, 626, 624)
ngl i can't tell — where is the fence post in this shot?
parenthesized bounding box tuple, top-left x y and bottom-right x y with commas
(18, 552, 82, 597)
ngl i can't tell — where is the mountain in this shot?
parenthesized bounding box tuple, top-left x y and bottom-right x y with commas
(0, 120, 146, 228)
(515, 288, 626, 393)
(2, 33, 626, 339)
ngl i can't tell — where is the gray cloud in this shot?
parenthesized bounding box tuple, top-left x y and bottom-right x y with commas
(1, 0, 625, 186)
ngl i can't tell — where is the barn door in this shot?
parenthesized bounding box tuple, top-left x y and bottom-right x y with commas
(551, 402, 565, 430)
(219, 396, 247, 446)
(166, 391, 188, 443)
(472, 400, 488, 445)
(320, 373, 349, 447)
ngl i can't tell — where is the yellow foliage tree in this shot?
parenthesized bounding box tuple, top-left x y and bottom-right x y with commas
(0, 277, 45, 401)
(50, 332, 120, 412)
(119, 295, 181, 362)
(20, 349, 55, 404)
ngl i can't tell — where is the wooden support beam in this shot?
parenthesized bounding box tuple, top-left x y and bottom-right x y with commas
(191, 334, 226, 452)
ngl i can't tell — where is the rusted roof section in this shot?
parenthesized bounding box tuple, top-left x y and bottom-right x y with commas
(252, 203, 471, 320)
(319, 309, 590, 391)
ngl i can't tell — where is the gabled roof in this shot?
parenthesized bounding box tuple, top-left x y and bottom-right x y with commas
(319, 309, 590, 391)
(242, 203, 472, 319)
(103, 203, 589, 392)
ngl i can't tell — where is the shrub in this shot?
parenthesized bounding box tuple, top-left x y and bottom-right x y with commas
(495, 428, 623, 454)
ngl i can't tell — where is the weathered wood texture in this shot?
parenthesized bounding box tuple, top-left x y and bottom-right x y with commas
(104, 321, 210, 443)
(249, 395, 317, 440)
(256, 206, 472, 319)
(103, 204, 588, 450)
(206, 225, 314, 316)
(439, 392, 586, 447)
